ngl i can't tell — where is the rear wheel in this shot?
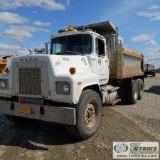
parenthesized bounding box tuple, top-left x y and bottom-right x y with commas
(137, 79, 144, 100)
(65, 89, 102, 139)
(127, 80, 138, 104)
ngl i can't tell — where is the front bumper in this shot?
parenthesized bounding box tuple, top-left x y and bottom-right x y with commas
(0, 100, 76, 125)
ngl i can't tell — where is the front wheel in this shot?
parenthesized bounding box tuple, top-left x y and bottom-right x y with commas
(65, 89, 102, 139)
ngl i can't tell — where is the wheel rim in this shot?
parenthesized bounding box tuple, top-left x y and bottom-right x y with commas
(84, 103, 96, 128)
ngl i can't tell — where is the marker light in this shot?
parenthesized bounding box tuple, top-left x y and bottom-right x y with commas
(68, 25, 74, 30)
(68, 25, 77, 31)
(69, 67, 76, 74)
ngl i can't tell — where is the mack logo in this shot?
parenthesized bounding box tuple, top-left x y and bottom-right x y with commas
(20, 58, 39, 62)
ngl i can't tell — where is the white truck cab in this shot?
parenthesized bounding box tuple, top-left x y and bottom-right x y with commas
(0, 21, 144, 139)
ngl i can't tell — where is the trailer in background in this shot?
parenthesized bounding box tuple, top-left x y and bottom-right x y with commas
(144, 64, 155, 77)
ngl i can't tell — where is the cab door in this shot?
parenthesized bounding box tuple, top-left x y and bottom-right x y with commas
(95, 38, 109, 84)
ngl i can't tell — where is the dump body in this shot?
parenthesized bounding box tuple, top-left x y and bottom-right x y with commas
(110, 44, 144, 79)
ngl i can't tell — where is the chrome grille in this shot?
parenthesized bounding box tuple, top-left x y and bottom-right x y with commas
(19, 68, 41, 95)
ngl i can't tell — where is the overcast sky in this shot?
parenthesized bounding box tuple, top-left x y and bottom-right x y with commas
(0, 0, 160, 68)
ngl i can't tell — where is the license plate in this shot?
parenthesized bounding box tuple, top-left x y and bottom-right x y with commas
(21, 105, 32, 114)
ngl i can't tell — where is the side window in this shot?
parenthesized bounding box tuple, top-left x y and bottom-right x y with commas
(96, 38, 105, 56)
(53, 43, 63, 54)
(51, 36, 65, 55)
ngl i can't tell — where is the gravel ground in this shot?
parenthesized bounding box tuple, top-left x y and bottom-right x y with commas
(0, 74, 160, 160)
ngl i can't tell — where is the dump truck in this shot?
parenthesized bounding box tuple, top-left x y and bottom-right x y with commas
(0, 21, 144, 139)
(0, 56, 11, 74)
(144, 64, 155, 77)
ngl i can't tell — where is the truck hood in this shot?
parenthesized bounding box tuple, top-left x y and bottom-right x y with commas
(11, 54, 92, 75)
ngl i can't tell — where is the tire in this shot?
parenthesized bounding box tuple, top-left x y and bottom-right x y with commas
(65, 89, 102, 139)
(127, 80, 138, 104)
(153, 73, 155, 77)
(5, 114, 33, 124)
(137, 79, 144, 100)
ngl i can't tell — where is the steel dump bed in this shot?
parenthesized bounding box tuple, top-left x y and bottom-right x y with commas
(77, 21, 117, 34)
(112, 44, 144, 79)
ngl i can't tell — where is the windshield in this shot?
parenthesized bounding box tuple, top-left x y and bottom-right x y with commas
(50, 34, 92, 55)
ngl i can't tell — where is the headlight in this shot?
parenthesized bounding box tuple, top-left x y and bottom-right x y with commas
(0, 79, 8, 89)
(56, 81, 70, 95)
(63, 84, 70, 93)
(1, 80, 6, 88)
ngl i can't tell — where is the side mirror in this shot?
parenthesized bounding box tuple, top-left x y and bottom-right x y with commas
(105, 34, 117, 51)
(45, 42, 50, 54)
